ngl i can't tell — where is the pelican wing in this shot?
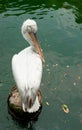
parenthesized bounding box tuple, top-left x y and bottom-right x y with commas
(12, 47, 42, 112)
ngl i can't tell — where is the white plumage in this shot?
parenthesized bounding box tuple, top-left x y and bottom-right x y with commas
(12, 19, 44, 113)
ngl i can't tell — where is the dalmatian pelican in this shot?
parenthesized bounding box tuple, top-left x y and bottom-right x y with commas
(12, 19, 44, 113)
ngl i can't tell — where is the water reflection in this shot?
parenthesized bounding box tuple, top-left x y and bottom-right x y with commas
(13, 120, 36, 130)
(0, 0, 82, 24)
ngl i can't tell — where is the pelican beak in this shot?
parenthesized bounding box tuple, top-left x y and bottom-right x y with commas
(29, 32, 45, 62)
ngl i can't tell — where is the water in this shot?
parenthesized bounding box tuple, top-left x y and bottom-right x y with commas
(0, 0, 82, 129)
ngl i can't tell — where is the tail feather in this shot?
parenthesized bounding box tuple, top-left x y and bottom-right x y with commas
(22, 85, 40, 113)
(26, 96, 40, 113)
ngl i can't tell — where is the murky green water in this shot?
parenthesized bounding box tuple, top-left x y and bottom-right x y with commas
(0, 0, 82, 129)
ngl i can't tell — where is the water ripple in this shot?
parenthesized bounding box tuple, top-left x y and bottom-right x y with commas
(0, 0, 82, 23)
(0, 1, 80, 16)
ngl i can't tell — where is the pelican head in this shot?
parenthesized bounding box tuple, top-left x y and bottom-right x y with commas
(21, 19, 37, 42)
(21, 19, 44, 62)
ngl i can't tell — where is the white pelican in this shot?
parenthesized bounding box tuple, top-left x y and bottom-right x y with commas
(12, 19, 44, 113)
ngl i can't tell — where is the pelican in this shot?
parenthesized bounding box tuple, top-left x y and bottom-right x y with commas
(12, 19, 44, 113)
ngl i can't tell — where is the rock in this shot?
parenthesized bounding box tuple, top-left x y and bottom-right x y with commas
(7, 86, 42, 121)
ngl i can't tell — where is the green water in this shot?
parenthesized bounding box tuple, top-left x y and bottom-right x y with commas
(0, 0, 82, 129)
